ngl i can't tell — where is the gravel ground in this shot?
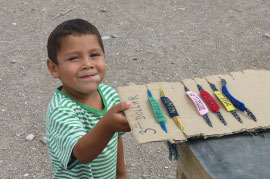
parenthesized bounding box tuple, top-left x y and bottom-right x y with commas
(1, 0, 270, 178)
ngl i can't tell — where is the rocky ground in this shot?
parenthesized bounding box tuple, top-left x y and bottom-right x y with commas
(1, 0, 270, 178)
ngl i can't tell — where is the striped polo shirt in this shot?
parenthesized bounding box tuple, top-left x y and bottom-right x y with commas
(46, 84, 121, 178)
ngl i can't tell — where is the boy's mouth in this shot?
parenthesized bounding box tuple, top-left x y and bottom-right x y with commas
(80, 74, 96, 79)
(78, 72, 97, 79)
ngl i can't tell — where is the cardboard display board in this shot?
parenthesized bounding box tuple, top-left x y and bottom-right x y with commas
(117, 70, 270, 144)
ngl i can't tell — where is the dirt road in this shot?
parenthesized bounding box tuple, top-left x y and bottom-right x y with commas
(1, 0, 270, 178)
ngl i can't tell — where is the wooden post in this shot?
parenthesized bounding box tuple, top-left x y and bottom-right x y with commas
(176, 143, 210, 179)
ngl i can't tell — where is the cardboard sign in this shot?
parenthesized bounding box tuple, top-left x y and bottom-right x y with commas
(117, 70, 270, 144)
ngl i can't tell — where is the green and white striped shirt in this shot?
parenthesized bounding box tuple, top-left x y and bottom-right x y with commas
(46, 84, 122, 178)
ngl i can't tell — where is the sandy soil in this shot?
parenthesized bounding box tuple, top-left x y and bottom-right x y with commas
(1, 0, 270, 178)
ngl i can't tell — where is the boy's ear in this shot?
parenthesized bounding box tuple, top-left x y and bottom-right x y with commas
(47, 59, 60, 78)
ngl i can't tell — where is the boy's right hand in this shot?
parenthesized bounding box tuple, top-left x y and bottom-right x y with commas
(72, 102, 131, 163)
(102, 102, 131, 133)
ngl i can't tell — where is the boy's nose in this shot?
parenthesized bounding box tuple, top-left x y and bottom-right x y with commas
(81, 57, 94, 69)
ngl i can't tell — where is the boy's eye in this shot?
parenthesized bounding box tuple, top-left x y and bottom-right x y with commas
(90, 53, 100, 58)
(68, 56, 79, 61)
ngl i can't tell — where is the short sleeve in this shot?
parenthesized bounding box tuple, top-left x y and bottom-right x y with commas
(47, 106, 87, 169)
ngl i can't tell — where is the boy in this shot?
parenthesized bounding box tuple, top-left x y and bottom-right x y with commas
(46, 19, 131, 178)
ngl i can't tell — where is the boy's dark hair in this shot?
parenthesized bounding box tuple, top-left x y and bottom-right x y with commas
(47, 19, 104, 64)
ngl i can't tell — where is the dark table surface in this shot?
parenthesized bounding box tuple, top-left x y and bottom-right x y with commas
(187, 130, 270, 179)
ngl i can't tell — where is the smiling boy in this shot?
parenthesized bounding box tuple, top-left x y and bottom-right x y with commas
(46, 19, 131, 178)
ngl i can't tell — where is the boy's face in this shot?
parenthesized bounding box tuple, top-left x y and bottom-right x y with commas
(47, 34, 105, 97)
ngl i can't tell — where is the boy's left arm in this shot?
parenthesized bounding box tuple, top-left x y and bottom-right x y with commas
(116, 136, 127, 179)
